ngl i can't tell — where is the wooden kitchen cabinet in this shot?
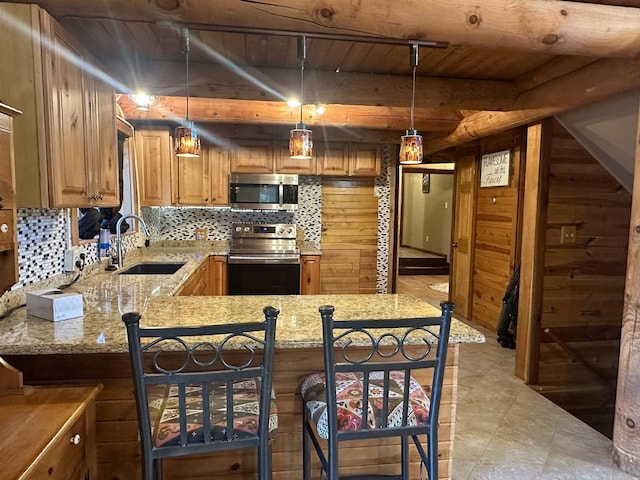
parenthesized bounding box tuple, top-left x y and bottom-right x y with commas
(0, 384, 101, 480)
(317, 142, 350, 175)
(0, 4, 118, 208)
(136, 126, 173, 206)
(0, 104, 20, 294)
(179, 256, 227, 296)
(175, 145, 230, 206)
(231, 141, 316, 174)
(209, 255, 228, 296)
(230, 140, 273, 173)
(300, 255, 321, 295)
(318, 143, 380, 177)
(275, 142, 316, 174)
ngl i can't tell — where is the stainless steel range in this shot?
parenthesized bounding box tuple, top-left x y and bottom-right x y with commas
(228, 223, 300, 295)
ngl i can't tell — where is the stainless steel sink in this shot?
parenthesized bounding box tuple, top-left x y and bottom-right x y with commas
(118, 262, 185, 275)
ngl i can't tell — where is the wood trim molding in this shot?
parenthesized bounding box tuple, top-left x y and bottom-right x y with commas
(515, 120, 552, 384)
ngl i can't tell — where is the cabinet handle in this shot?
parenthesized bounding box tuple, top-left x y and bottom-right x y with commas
(70, 433, 81, 445)
(204, 198, 208, 202)
(0, 224, 8, 234)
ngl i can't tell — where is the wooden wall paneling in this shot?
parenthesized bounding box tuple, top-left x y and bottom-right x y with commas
(533, 121, 631, 437)
(515, 120, 552, 384)
(470, 133, 522, 331)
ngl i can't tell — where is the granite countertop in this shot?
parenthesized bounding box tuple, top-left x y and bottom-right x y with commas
(0, 245, 484, 355)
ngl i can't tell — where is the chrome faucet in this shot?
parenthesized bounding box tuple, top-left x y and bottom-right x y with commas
(115, 214, 150, 268)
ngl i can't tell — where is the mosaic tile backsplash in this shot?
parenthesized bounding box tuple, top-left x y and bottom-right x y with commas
(15, 208, 141, 288)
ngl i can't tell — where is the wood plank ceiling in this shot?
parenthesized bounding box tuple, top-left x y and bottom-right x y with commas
(9, 0, 640, 153)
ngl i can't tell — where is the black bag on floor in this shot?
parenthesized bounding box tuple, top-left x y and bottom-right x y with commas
(497, 265, 520, 349)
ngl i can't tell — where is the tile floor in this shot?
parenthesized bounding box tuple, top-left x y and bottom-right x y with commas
(395, 273, 636, 479)
(454, 323, 636, 480)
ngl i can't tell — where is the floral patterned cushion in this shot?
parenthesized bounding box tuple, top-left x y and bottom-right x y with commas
(301, 371, 430, 439)
(147, 379, 277, 448)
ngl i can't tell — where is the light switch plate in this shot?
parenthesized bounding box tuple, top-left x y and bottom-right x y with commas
(560, 225, 576, 244)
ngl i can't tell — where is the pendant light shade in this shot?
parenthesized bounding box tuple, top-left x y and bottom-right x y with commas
(289, 36, 313, 160)
(175, 123, 200, 158)
(176, 27, 200, 158)
(399, 44, 423, 165)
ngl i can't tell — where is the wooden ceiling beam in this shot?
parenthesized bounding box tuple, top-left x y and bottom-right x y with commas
(17, 0, 640, 57)
(117, 95, 462, 132)
(425, 57, 640, 153)
(107, 60, 517, 111)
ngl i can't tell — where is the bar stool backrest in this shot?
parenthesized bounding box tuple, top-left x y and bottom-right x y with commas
(122, 306, 278, 478)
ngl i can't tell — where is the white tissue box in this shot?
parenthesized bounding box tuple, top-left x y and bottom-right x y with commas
(26, 289, 84, 322)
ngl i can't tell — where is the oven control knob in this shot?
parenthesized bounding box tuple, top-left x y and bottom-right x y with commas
(287, 227, 293, 234)
(235, 226, 242, 232)
(279, 228, 285, 234)
(244, 227, 250, 232)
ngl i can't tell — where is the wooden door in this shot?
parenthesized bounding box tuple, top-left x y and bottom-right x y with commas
(46, 21, 91, 207)
(350, 144, 381, 176)
(92, 77, 119, 206)
(321, 179, 378, 294)
(209, 147, 230, 206)
(300, 255, 321, 294)
(230, 140, 273, 173)
(176, 149, 209, 206)
(0, 113, 14, 211)
(318, 143, 350, 175)
(209, 256, 228, 295)
(136, 127, 172, 206)
(451, 154, 477, 320)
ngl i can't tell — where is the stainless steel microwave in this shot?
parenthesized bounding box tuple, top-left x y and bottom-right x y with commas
(229, 173, 299, 211)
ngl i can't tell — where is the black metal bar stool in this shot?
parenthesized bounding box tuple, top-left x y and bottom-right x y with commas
(122, 306, 279, 480)
(301, 302, 454, 479)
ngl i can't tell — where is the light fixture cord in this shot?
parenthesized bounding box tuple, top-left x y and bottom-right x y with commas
(183, 27, 191, 123)
(410, 43, 418, 131)
(298, 35, 306, 125)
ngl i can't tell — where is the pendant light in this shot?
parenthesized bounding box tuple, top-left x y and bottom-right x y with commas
(399, 44, 423, 164)
(289, 35, 313, 160)
(175, 27, 200, 158)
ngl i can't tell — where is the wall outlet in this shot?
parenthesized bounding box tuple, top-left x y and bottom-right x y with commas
(560, 225, 576, 244)
(63, 247, 82, 272)
(425, 235, 429, 242)
(194, 228, 208, 240)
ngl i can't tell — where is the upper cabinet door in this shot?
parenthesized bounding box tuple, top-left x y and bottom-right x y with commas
(209, 146, 230, 206)
(46, 21, 91, 207)
(275, 142, 316, 174)
(318, 143, 350, 176)
(136, 127, 172, 206)
(0, 114, 15, 211)
(349, 144, 381, 176)
(92, 77, 119, 206)
(230, 140, 273, 173)
(175, 149, 210, 206)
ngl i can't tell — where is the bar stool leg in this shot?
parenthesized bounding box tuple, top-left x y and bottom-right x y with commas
(401, 436, 409, 479)
(302, 399, 311, 480)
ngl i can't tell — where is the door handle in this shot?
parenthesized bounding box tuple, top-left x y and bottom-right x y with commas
(451, 242, 459, 248)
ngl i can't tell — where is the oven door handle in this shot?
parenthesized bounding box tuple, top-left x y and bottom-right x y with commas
(228, 255, 300, 265)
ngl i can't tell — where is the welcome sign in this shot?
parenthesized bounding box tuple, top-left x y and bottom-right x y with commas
(480, 150, 511, 187)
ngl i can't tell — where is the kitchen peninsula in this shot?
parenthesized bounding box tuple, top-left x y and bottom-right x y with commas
(0, 246, 484, 479)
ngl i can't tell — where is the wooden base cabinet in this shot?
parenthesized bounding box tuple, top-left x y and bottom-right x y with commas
(178, 256, 228, 296)
(0, 3, 118, 208)
(301, 255, 321, 294)
(0, 385, 101, 480)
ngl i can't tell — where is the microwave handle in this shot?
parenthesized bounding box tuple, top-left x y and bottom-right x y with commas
(279, 182, 283, 208)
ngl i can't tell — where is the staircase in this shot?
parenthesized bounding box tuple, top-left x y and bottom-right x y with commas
(398, 256, 450, 276)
